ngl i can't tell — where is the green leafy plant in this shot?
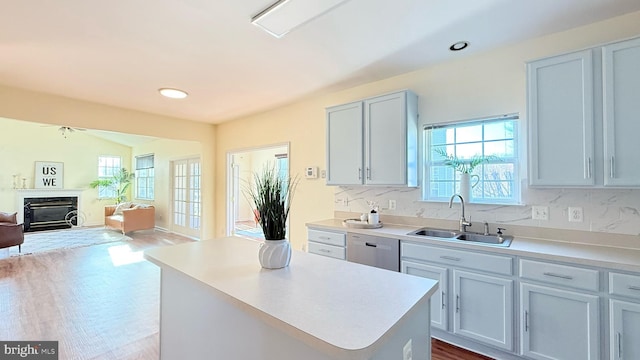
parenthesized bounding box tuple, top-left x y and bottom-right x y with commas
(244, 165, 298, 240)
(89, 168, 135, 204)
(434, 147, 499, 174)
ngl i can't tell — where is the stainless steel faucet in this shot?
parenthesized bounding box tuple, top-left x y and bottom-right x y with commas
(449, 194, 471, 232)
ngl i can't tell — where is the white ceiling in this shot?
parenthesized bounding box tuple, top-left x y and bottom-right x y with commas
(1, 0, 639, 124)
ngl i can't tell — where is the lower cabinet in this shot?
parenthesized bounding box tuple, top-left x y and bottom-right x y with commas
(520, 283, 599, 360)
(401, 261, 448, 331)
(306, 228, 346, 260)
(610, 300, 640, 359)
(454, 270, 514, 351)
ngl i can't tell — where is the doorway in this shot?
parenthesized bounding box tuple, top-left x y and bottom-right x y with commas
(226, 144, 289, 240)
(171, 157, 202, 238)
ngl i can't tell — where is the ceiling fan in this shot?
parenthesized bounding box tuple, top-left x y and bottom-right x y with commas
(58, 126, 86, 138)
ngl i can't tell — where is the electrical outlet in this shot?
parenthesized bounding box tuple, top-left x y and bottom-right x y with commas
(389, 199, 397, 210)
(403, 339, 412, 360)
(568, 207, 583, 222)
(532, 206, 549, 220)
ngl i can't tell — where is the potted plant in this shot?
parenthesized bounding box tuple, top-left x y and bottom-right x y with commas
(89, 168, 135, 204)
(434, 148, 497, 201)
(244, 164, 298, 269)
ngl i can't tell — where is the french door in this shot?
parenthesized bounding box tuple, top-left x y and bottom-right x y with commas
(172, 158, 201, 238)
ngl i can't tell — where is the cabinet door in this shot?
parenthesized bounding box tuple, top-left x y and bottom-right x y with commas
(326, 101, 363, 185)
(527, 50, 595, 186)
(364, 91, 409, 185)
(602, 37, 640, 187)
(401, 260, 448, 331)
(453, 270, 514, 351)
(610, 299, 640, 360)
(521, 283, 599, 360)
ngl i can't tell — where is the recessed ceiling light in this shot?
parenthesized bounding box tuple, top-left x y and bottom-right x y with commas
(449, 41, 469, 52)
(159, 88, 188, 99)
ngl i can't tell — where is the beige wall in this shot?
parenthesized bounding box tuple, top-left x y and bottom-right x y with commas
(0, 85, 217, 238)
(215, 10, 640, 248)
(0, 117, 132, 226)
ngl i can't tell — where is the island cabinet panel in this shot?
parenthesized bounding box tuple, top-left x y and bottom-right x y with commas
(326, 90, 418, 186)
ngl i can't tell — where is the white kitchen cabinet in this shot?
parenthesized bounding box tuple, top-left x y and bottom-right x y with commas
(307, 228, 346, 260)
(326, 101, 363, 185)
(528, 36, 640, 188)
(401, 260, 448, 331)
(454, 270, 514, 351)
(610, 300, 640, 360)
(325, 90, 418, 186)
(401, 241, 515, 352)
(520, 261, 600, 360)
(602, 37, 640, 187)
(527, 49, 595, 186)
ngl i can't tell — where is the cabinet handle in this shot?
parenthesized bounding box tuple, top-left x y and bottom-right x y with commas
(456, 294, 460, 313)
(358, 168, 362, 180)
(319, 249, 331, 253)
(617, 332, 622, 359)
(365, 242, 377, 247)
(319, 236, 330, 240)
(586, 157, 592, 179)
(610, 156, 615, 178)
(543, 272, 573, 280)
(442, 292, 446, 309)
(628, 286, 640, 291)
(440, 255, 461, 262)
(525, 310, 529, 332)
(366, 167, 371, 180)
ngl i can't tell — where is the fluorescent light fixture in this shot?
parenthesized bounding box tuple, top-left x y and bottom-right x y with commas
(159, 88, 188, 99)
(251, 0, 350, 38)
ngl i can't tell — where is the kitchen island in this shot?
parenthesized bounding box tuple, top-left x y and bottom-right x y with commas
(144, 236, 438, 360)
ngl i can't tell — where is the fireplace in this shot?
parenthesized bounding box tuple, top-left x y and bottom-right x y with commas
(16, 189, 83, 232)
(24, 197, 78, 232)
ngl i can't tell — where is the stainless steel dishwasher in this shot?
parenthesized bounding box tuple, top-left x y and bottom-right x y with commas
(346, 233, 399, 272)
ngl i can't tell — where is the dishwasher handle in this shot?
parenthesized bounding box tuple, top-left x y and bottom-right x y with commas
(365, 242, 377, 248)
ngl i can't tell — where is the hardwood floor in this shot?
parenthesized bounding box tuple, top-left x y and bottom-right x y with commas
(0, 230, 492, 360)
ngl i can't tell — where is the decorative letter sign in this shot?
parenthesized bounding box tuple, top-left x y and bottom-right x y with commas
(35, 162, 64, 189)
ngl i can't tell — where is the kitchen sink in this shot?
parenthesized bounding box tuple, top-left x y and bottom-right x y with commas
(407, 227, 513, 247)
(409, 228, 458, 238)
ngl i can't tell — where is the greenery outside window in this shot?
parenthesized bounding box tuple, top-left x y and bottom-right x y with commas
(97, 156, 122, 199)
(423, 115, 520, 204)
(136, 154, 155, 200)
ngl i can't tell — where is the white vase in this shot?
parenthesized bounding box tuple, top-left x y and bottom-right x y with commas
(258, 239, 291, 269)
(459, 173, 479, 202)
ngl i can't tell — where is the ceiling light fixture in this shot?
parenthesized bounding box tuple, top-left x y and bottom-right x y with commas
(159, 88, 188, 99)
(251, 0, 350, 38)
(449, 41, 470, 52)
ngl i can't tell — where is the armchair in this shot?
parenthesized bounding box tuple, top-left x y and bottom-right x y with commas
(0, 211, 24, 252)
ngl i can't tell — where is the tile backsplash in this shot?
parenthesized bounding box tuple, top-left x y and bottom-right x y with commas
(334, 186, 640, 236)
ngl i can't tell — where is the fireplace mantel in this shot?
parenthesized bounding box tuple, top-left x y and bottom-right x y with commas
(16, 189, 83, 224)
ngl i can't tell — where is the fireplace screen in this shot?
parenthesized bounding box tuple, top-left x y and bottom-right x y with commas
(24, 197, 78, 232)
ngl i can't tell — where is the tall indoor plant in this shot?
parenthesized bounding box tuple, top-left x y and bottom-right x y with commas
(244, 164, 298, 269)
(89, 168, 135, 204)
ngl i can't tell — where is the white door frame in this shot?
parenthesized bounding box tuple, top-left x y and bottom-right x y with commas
(225, 142, 290, 237)
(170, 156, 202, 239)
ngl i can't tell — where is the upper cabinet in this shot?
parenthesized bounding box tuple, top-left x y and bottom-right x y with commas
(326, 90, 418, 186)
(602, 37, 640, 187)
(527, 36, 640, 188)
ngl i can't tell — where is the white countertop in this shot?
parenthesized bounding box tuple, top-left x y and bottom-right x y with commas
(144, 236, 438, 357)
(307, 219, 640, 273)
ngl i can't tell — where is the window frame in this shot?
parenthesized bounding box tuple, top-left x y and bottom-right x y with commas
(135, 154, 155, 200)
(422, 114, 520, 205)
(97, 155, 122, 199)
